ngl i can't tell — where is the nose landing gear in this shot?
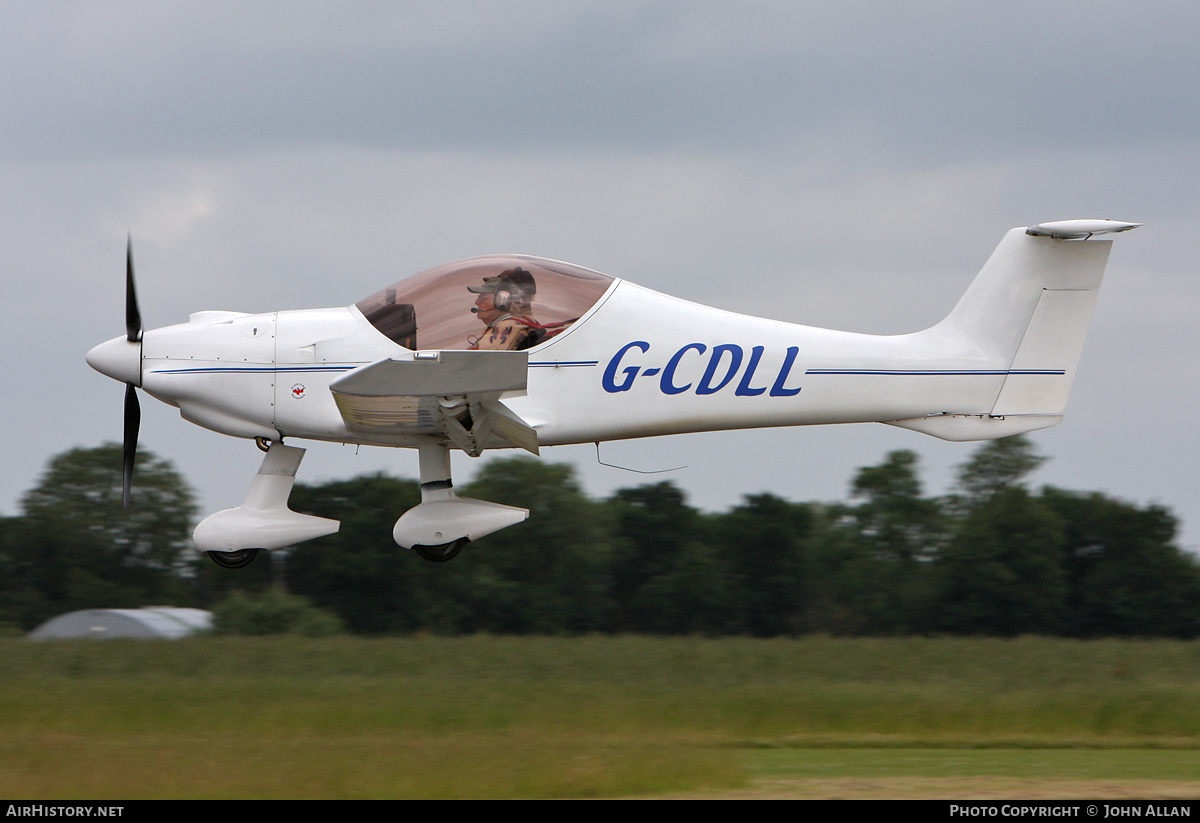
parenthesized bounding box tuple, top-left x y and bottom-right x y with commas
(193, 442, 340, 564)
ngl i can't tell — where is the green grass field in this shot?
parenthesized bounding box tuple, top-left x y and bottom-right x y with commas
(1, 635, 1198, 798)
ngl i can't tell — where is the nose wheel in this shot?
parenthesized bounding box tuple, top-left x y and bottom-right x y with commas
(206, 549, 260, 569)
(413, 538, 468, 563)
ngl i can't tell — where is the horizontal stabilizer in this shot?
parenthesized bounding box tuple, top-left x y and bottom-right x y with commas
(1026, 219, 1142, 239)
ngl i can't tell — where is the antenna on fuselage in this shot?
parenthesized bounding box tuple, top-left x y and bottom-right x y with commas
(593, 443, 686, 475)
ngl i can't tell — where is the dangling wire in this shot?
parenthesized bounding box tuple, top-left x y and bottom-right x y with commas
(594, 442, 686, 474)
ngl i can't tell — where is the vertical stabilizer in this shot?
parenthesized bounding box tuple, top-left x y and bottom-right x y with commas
(932, 227, 1113, 365)
(891, 220, 1138, 440)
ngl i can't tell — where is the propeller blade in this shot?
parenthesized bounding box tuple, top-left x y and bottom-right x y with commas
(126, 236, 142, 344)
(123, 382, 140, 508)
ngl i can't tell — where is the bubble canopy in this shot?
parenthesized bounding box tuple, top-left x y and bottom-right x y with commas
(356, 255, 616, 351)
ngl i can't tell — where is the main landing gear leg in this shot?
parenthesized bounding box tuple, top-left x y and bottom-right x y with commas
(410, 444, 465, 562)
(394, 442, 529, 562)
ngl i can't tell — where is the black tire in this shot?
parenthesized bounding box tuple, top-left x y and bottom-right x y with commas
(207, 549, 260, 569)
(413, 538, 468, 562)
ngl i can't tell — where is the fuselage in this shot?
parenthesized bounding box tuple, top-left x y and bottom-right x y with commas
(92, 225, 1130, 454)
(99, 278, 1006, 451)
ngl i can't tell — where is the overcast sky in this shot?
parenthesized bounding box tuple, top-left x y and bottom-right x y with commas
(4, 1, 1198, 551)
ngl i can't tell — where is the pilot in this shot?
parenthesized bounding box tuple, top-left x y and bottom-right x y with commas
(467, 267, 541, 350)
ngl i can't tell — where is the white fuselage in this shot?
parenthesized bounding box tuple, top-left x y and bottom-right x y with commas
(89, 225, 1129, 456)
(134, 279, 1005, 450)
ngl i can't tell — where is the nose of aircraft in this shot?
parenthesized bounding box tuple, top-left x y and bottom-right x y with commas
(86, 335, 142, 386)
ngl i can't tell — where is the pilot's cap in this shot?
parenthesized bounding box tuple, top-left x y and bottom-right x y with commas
(467, 267, 537, 302)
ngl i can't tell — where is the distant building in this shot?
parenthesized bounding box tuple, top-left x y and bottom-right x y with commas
(27, 607, 212, 640)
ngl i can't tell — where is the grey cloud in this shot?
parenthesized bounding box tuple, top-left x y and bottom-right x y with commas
(4, 2, 1198, 163)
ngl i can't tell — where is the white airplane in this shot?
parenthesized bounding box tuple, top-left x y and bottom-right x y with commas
(87, 219, 1140, 567)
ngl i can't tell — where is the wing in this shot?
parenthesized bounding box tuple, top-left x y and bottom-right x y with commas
(329, 350, 538, 456)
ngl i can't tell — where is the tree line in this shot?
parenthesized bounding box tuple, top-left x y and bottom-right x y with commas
(3, 437, 1198, 637)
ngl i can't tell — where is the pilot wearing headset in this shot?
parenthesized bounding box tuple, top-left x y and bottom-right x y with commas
(467, 267, 541, 351)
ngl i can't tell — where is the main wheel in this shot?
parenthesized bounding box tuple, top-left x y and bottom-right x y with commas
(207, 549, 260, 569)
(413, 538, 468, 563)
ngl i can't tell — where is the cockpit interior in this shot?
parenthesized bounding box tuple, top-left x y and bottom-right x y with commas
(356, 255, 615, 351)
